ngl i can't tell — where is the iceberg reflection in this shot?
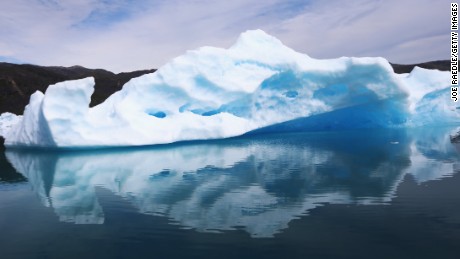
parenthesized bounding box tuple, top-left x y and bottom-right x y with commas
(5, 128, 459, 237)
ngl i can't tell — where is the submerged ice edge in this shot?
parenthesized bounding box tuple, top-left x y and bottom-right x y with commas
(0, 29, 457, 148)
(5, 128, 459, 237)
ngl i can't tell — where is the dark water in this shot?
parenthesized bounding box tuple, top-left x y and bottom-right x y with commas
(1, 128, 460, 259)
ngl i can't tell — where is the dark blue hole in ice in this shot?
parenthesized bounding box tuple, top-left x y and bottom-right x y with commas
(149, 111, 167, 118)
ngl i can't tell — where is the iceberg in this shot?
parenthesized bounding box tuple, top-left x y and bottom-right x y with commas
(0, 30, 456, 148)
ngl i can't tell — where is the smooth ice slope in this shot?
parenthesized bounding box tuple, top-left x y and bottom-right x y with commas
(0, 30, 456, 148)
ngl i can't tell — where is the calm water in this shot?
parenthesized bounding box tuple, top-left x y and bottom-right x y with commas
(1, 128, 460, 259)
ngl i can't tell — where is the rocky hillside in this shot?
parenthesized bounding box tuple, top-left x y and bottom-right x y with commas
(389, 60, 450, 74)
(0, 62, 156, 115)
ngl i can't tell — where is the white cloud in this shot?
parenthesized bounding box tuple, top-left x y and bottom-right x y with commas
(0, 0, 451, 72)
(269, 0, 450, 63)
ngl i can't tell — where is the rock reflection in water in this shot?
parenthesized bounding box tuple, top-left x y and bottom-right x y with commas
(5, 128, 459, 237)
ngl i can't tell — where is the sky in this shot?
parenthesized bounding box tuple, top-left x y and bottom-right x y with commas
(0, 0, 451, 73)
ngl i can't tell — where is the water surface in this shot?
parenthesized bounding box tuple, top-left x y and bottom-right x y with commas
(1, 128, 460, 258)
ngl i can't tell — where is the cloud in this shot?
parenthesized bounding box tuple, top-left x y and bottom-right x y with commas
(0, 0, 451, 72)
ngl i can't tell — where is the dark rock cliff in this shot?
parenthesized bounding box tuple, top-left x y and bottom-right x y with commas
(389, 60, 449, 74)
(0, 62, 156, 115)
